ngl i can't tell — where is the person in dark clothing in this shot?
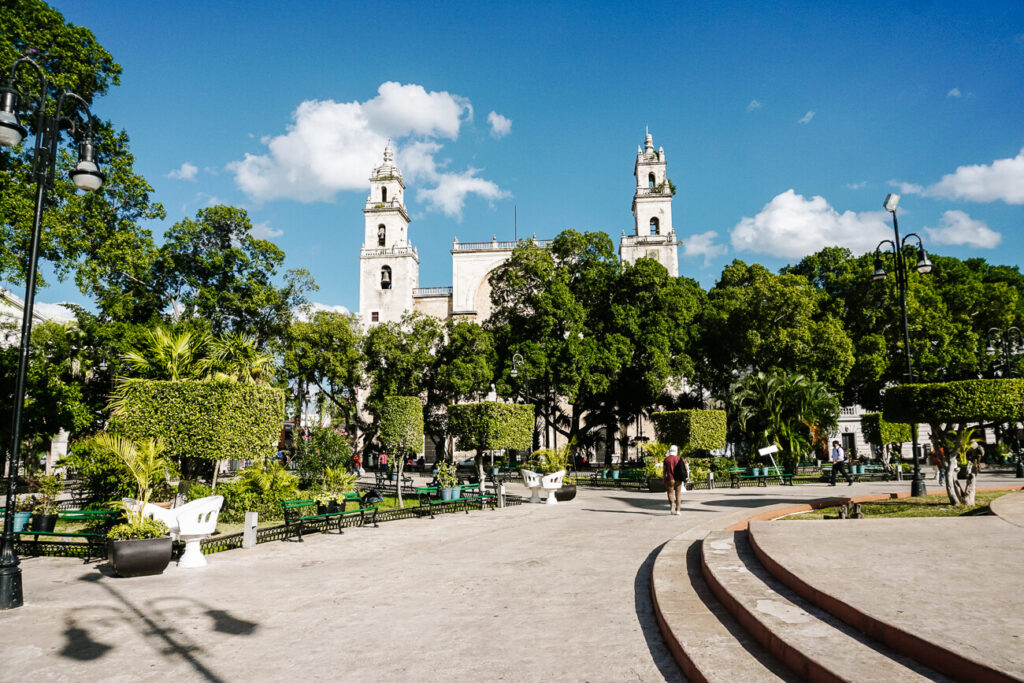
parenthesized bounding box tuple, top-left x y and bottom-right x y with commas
(830, 440, 853, 486)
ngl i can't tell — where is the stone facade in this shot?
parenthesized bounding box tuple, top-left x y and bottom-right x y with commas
(358, 131, 680, 327)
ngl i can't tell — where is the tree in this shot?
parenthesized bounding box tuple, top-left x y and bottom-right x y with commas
(1, 1, 165, 318)
(448, 402, 534, 489)
(153, 205, 315, 341)
(730, 371, 839, 472)
(428, 321, 496, 461)
(696, 260, 854, 398)
(285, 310, 363, 432)
(884, 379, 1024, 505)
(377, 396, 423, 508)
(363, 312, 444, 453)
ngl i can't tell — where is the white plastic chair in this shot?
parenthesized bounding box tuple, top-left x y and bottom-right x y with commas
(520, 469, 543, 504)
(122, 497, 181, 540)
(540, 470, 566, 505)
(174, 495, 224, 568)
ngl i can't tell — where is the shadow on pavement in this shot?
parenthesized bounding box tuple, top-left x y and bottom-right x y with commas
(60, 574, 259, 681)
(633, 543, 685, 682)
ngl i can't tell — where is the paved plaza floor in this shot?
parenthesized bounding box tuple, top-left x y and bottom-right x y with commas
(0, 472, 1020, 682)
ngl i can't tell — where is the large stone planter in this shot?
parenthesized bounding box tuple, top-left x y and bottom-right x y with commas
(554, 484, 577, 502)
(107, 536, 173, 578)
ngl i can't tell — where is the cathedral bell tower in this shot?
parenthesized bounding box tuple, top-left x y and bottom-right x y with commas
(619, 130, 679, 276)
(359, 141, 418, 327)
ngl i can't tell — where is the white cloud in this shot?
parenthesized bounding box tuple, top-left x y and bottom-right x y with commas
(416, 169, 510, 219)
(294, 302, 352, 321)
(797, 111, 816, 124)
(228, 82, 505, 217)
(746, 99, 763, 112)
(946, 87, 962, 98)
(847, 181, 867, 190)
(251, 221, 283, 240)
(730, 189, 892, 258)
(682, 230, 727, 265)
(923, 210, 1001, 248)
(168, 162, 198, 181)
(33, 301, 77, 323)
(925, 148, 1024, 204)
(487, 111, 512, 138)
(892, 181, 925, 195)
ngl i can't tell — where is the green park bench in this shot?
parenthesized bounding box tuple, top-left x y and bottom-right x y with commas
(415, 483, 496, 518)
(280, 494, 378, 541)
(729, 466, 794, 488)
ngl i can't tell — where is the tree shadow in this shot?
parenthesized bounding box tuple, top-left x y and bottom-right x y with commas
(60, 574, 259, 680)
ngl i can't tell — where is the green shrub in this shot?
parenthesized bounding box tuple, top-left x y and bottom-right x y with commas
(61, 438, 138, 503)
(187, 482, 213, 501)
(217, 463, 298, 523)
(651, 410, 727, 454)
(861, 413, 913, 445)
(295, 424, 354, 485)
(378, 396, 425, 456)
(110, 379, 285, 463)
(448, 402, 534, 454)
(883, 379, 1024, 423)
(107, 518, 168, 540)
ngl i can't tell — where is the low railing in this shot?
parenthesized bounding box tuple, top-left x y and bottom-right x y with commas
(360, 245, 418, 257)
(452, 238, 553, 251)
(621, 234, 676, 245)
(413, 286, 453, 297)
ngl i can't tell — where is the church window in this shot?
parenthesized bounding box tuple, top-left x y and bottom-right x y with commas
(371, 311, 379, 322)
(378, 224, 386, 246)
(381, 186, 388, 202)
(381, 266, 392, 290)
(648, 173, 655, 188)
(649, 217, 659, 235)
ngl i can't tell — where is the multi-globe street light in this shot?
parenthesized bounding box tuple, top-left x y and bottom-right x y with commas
(986, 326, 1024, 477)
(0, 52, 106, 610)
(871, 193, 932, 498)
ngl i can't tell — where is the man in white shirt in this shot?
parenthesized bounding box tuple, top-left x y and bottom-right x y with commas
(830, 440, 853, 486)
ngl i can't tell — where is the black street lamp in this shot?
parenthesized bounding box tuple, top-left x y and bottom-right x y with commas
(985, 326, 1024, 477)
(872, 193, 932, 498)
(0, 52, 106, 610)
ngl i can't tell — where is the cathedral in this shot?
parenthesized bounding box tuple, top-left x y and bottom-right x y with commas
(358, 131, 680, 328)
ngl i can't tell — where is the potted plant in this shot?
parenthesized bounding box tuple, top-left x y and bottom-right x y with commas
(92, 433, 174, 578)
(314, 467, 357, 513)
(644, 457, 666, 493)
(13, 495, 34, 532)
(436, 461, 460, 501)
(30, 474, 63, 532)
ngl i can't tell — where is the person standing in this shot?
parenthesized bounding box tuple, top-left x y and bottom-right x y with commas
(663, 445, 687, 515)
(830, 440, 853, 486)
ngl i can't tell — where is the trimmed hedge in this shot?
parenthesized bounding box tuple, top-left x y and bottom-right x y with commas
(650, 409, 727, 454)
(883, 379, 1024, 423)
(448, 402, 534, 452)
(378, 396, 424, 455)
(110, 379, 284, 462)
(861, 413, 913, 445)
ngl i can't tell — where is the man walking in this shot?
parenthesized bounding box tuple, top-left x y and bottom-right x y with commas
(663, 445, 687, 515)
(830, 440, 853, 486)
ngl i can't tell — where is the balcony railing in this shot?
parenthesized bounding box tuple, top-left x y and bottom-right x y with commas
(452, 238, 552, 252)
(413, 286, 453, 297)
(360, 245, 417, 257)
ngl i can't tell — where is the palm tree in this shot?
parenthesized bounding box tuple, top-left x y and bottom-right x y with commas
(200, 332, 275, 384)
(121, 327, 208, 381)
(91, 433, 173, 526)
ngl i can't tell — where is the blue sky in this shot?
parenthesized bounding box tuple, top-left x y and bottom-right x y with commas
(23, 1, 1024, 316)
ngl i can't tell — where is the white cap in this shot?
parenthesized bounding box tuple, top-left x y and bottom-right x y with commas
(668, 445, 678, 456)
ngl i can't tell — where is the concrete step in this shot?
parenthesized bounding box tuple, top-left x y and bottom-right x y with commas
(701, 530, 951, 683)
(650, 529, 798, 683)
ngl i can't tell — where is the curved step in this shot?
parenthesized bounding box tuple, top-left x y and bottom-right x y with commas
(701, 530, 949, 683)
(651, 530, 796, 682)
(748, 519, 1024, 683)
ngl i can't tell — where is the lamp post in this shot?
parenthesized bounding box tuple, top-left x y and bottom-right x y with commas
(872, 193, 932, 498)
(0, 52, 106, 610)
(985, 326, 1024, 477)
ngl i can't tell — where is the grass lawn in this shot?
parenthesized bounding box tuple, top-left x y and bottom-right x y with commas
(782, 490, 1011, 520)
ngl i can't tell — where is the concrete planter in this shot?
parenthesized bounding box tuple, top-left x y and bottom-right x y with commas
(107, 536, 172, 578)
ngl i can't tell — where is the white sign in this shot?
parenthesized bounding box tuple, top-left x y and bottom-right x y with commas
(758, 445, 780, 456)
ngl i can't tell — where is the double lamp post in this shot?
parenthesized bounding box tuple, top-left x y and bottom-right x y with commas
(0, 52, 106, 610)
(871, 193, 932, 497)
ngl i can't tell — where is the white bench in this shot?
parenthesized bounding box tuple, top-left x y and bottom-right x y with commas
(175, 495, 224, 568)
(520, 469, 543, 503)
(540, 470, 566, 505)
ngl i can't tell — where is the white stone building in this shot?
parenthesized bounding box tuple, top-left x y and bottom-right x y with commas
(358, 131, 680, 327)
